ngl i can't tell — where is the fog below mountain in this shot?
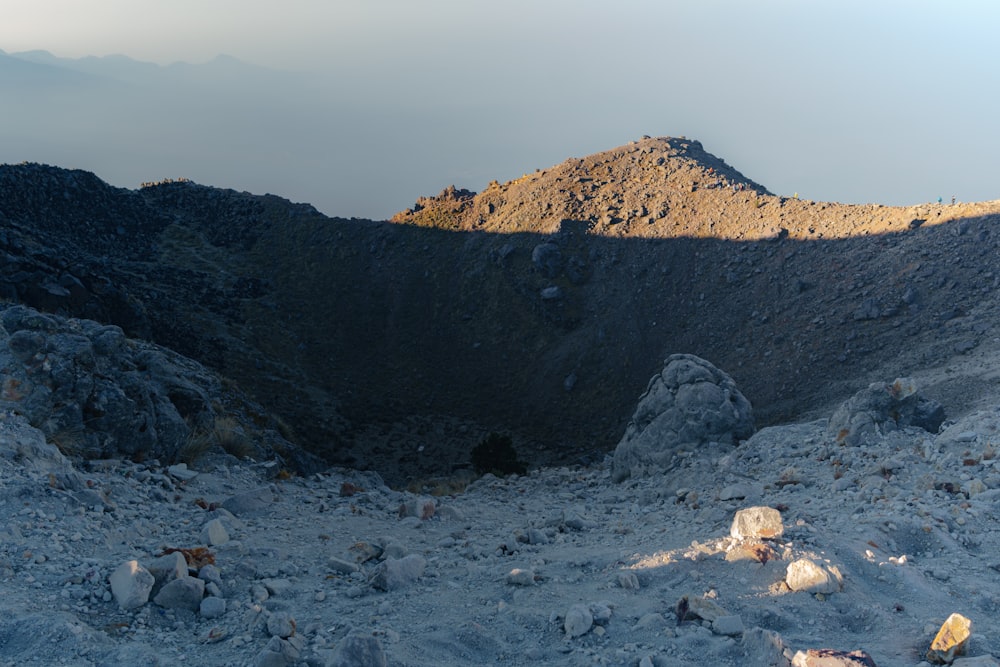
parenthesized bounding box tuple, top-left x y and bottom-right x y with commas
(1, 39, 997, 221)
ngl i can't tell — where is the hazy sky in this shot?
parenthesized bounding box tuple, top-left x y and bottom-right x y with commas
(2, 1, 999, 218)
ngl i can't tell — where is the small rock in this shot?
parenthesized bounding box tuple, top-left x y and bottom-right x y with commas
(720, 483, 753, 501)
(147, 550, 187, 587)
(369, 555, 426, 591)
(731, 506, 784, 540)
(222, 486, 277, 516)
(564, 603, 593, 638)
(200, 596, 226, 619)
(109, 560, 154, 610)
(785, 559, 844, 594)
(678, 595, 730, 623)
(201, 518, 230, 546)
(167, 463, 199, 481)
(267, 611, 296, 638)
(506, 568, 536, 586)
(951, 657, 1000, 667)
(327, 633, 387, 667)
(713, 615, 745, 636)
(328, 556, 361, 575)
(791, 648, 877, 666)
(742, 627, 791, 667)
(398, 497, 435, 520)
(153, 575, 205, 611)
(928, 613, 973, 664)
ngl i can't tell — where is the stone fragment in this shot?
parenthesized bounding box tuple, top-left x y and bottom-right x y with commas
(328, 556, 361, 575)
(506, 568, 536, 586)
(731, 506, 784, 540)
(327, 633, 388, 667)
(201, 518, 230, 546)
(611, 354, 754, 482)
(153, 575, 205, 611)
(633, 613, 669, 631)
(398, 496, 435, 520)
(713, 615, 745, 636)
(678, 595, 730, 623)
(267, 611, 296, 638)
(167, 463, 199, 481)
(369, 555, 426, 591)
(222, 486, 277, 516)
(564, 603, 593, 638)
(785, 559, 844, 594)
(109, 560, 154, 610)
(146, 550, 187, 588)
(198, 564, 223, 588)
(200, 596, 226, 619)
(253, 635, 301, 667)
(951, 657, 1000, 667)
(720, 483, 753, 500)
(742, 627, 791, 667)
(927, 613, 973, 664)
(791, 649, 877, 666)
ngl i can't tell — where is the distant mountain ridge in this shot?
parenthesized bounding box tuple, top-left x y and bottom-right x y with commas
(3, 138, 1000, 485)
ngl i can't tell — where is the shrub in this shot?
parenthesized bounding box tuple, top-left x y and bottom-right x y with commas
(470, 432, 527, 477)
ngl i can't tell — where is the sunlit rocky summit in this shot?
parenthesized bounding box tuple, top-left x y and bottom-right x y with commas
(3, 137, 1000, 665)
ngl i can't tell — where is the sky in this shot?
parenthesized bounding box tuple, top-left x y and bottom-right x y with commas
(1, 0, 999, 219)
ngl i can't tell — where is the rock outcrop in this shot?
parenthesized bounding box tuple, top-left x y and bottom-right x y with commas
(611, 354, 754, 482)
(827, 377, 946, 446)
(0, 303, 307, 467)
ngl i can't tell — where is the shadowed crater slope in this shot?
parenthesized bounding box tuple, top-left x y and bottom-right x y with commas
(2, 137, 1000, 485)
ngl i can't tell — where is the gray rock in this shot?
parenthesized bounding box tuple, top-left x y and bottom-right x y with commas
(531, 242, 562, 278)
(267, 611, 296, 638)
(0, 304, 214, 461)
(612, 354, 754, 482)
(369, 555, 426, 591)
(785, 559, 844, 594)
(326, 633, 387, 667)
(222, 486, 277, 515)
(109, 560, 155, 610)
(828, 377, 945, 446)
(791, 648, 877, 666)
(146, 550, 187, 588)
(506, 568, 536, 586)
(731, 506, 785, 540)
(199, 596, 226, 619)
(712, 614, 745, 636)
(200, 518, 230, 546)
(198, 563, 223, 588)
(564, 603, 593, 638)
(328, 556, 361, 575)
(742, 627, 791, 667)
(153, 575, 205, 611)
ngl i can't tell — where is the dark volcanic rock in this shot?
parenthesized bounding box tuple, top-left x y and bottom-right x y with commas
(3, 139, 1000, 484)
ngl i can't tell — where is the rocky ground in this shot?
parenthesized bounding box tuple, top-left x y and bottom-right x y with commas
(4, 137, 1000, 666)
(3, 359, 1000, 666)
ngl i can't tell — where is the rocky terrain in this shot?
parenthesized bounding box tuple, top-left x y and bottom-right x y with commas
(2, 353, 1000, 666)
(4, 137, 1000, 485)
(4, 136, 1000, 665)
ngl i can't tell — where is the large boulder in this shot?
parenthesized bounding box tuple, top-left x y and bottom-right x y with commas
(611, 354, 754, 482)
(0, 304, 214, 461)
(827, 377, 945, 446)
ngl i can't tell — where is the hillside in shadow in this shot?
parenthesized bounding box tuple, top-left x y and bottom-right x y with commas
(2, 137, 1000, 485)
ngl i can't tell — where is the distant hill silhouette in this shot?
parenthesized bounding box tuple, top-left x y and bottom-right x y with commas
(2, 137, 1000, 485)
